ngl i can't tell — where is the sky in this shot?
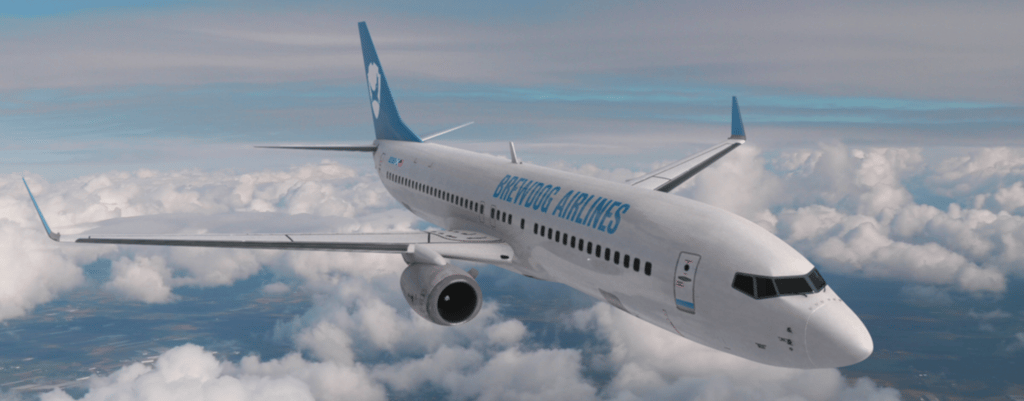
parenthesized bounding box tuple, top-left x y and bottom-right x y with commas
(2, 1, 1024, 400)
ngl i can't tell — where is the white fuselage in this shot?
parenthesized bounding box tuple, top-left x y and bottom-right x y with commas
(374, 139, 872, 369)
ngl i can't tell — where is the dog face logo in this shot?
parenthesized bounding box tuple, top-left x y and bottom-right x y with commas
(366, 62, 381, 119)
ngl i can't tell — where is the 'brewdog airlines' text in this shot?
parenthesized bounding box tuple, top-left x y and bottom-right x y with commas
(492, 175, 630, 234)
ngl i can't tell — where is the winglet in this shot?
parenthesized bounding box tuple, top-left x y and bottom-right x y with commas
(22, 178, 60, 242)
(730, 96, 746, 140)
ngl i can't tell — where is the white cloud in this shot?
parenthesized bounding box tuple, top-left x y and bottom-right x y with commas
(486, 319, 528, 346)
(686, 145, 783, 231)
(0, 161, 401, 314)
(13, 143, 1024, 399)
(694, 144, 1024, 295)
(40, 344, 379, 401)
(1007, 332, 1024, 353)
(968, 309, 1012, 320)
(263, 282, 291, 294)
(104, 255, 177, 303)
(572, 303, 901, 401)
(899, 285, 953, 307)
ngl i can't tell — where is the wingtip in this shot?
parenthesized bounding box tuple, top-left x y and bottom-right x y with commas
(22, 177, 60, 242)
(730, 96, 747, 140)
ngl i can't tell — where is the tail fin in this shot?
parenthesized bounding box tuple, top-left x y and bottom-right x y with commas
(359, 22, 421, 142)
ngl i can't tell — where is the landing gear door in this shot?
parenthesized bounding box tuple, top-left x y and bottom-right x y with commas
(674, 252, 701, 314)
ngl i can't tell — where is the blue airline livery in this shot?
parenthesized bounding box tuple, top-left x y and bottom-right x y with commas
(492, 174, 631, 234)
(24, 21, 873, 369)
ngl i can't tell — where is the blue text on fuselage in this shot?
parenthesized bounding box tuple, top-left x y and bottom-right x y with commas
(492, 175, 629, 234)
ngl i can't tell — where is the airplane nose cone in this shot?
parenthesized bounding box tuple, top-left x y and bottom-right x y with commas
(804, 300, 873, 368)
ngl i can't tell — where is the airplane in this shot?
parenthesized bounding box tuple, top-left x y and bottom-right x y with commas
(24, 22, 872, 369)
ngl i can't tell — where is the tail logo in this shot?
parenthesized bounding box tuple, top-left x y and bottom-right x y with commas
(366, 62, 381, 119)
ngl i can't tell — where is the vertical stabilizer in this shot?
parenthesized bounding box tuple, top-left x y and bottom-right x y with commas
(359, 22, 422, 142)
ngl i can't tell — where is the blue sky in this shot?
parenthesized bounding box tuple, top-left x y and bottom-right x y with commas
(3, 1, 1024, 400)
(3, 0, 1023, 180)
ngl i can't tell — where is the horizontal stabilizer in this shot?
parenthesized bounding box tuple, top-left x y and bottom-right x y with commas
(421, 122, 474, 141)
(256, 145, 378, 152)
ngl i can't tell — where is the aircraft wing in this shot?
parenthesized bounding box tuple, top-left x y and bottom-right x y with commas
(23, 179, 512, 265)
(628, 97, 747, 193)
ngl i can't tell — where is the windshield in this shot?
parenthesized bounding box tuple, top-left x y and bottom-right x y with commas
(731, 268, 827, 299)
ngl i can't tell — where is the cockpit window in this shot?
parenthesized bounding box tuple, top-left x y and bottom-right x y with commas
(775, 277, 811, 295)
(808, 268, 826, 291)
(756, 277, 777, 298)
(731, 274, 754, 297)
(732, 268, 827, 299)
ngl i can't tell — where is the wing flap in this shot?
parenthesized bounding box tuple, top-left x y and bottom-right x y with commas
(67, 231, 513, 264)
(25, 179, 513, 264)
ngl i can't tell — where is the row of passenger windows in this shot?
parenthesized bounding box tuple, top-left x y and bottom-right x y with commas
(391, 175, 654, 279)
(532, 222, 652, 276)
(490, 207, 514, 226)
(386, 171, 483, 214)
(731, 268, 827, 299)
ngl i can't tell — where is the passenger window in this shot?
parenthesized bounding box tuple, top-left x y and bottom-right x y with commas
(490, 208, 495, 219)
(563, 235, 568, 246)
(633, 258, 640, 272)
(578, 239, 584, 251)
(644, 261, 652, 276)
(587, 242, 593, 254)
(732, 274, 755, 297)
(548, 229, 553, 240)
(521, 219, 525, 229)
(613, 251, 620, 264)
(604, 247, 610, 261)
(623, 254, 630, 268)
(534, 223, 538, 234)
(570, 236, 576, 247)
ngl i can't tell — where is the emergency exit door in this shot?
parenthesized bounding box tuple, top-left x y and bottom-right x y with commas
(674, 252, 701, 314)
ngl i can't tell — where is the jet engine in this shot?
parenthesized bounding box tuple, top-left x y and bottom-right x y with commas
(397, 263, 481, 325)
(400, 263, 483, 325)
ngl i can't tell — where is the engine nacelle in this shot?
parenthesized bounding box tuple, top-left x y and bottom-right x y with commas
(400, 263, 483, 326)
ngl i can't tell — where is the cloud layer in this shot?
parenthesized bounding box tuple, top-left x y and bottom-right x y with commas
(9, 142, 1024, 399)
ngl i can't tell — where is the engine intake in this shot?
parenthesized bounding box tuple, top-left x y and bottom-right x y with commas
(400, 263, 482, 325)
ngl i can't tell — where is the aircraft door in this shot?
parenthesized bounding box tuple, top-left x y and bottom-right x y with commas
(485, 203, 497, 227)
(674, 252, 701, 314)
